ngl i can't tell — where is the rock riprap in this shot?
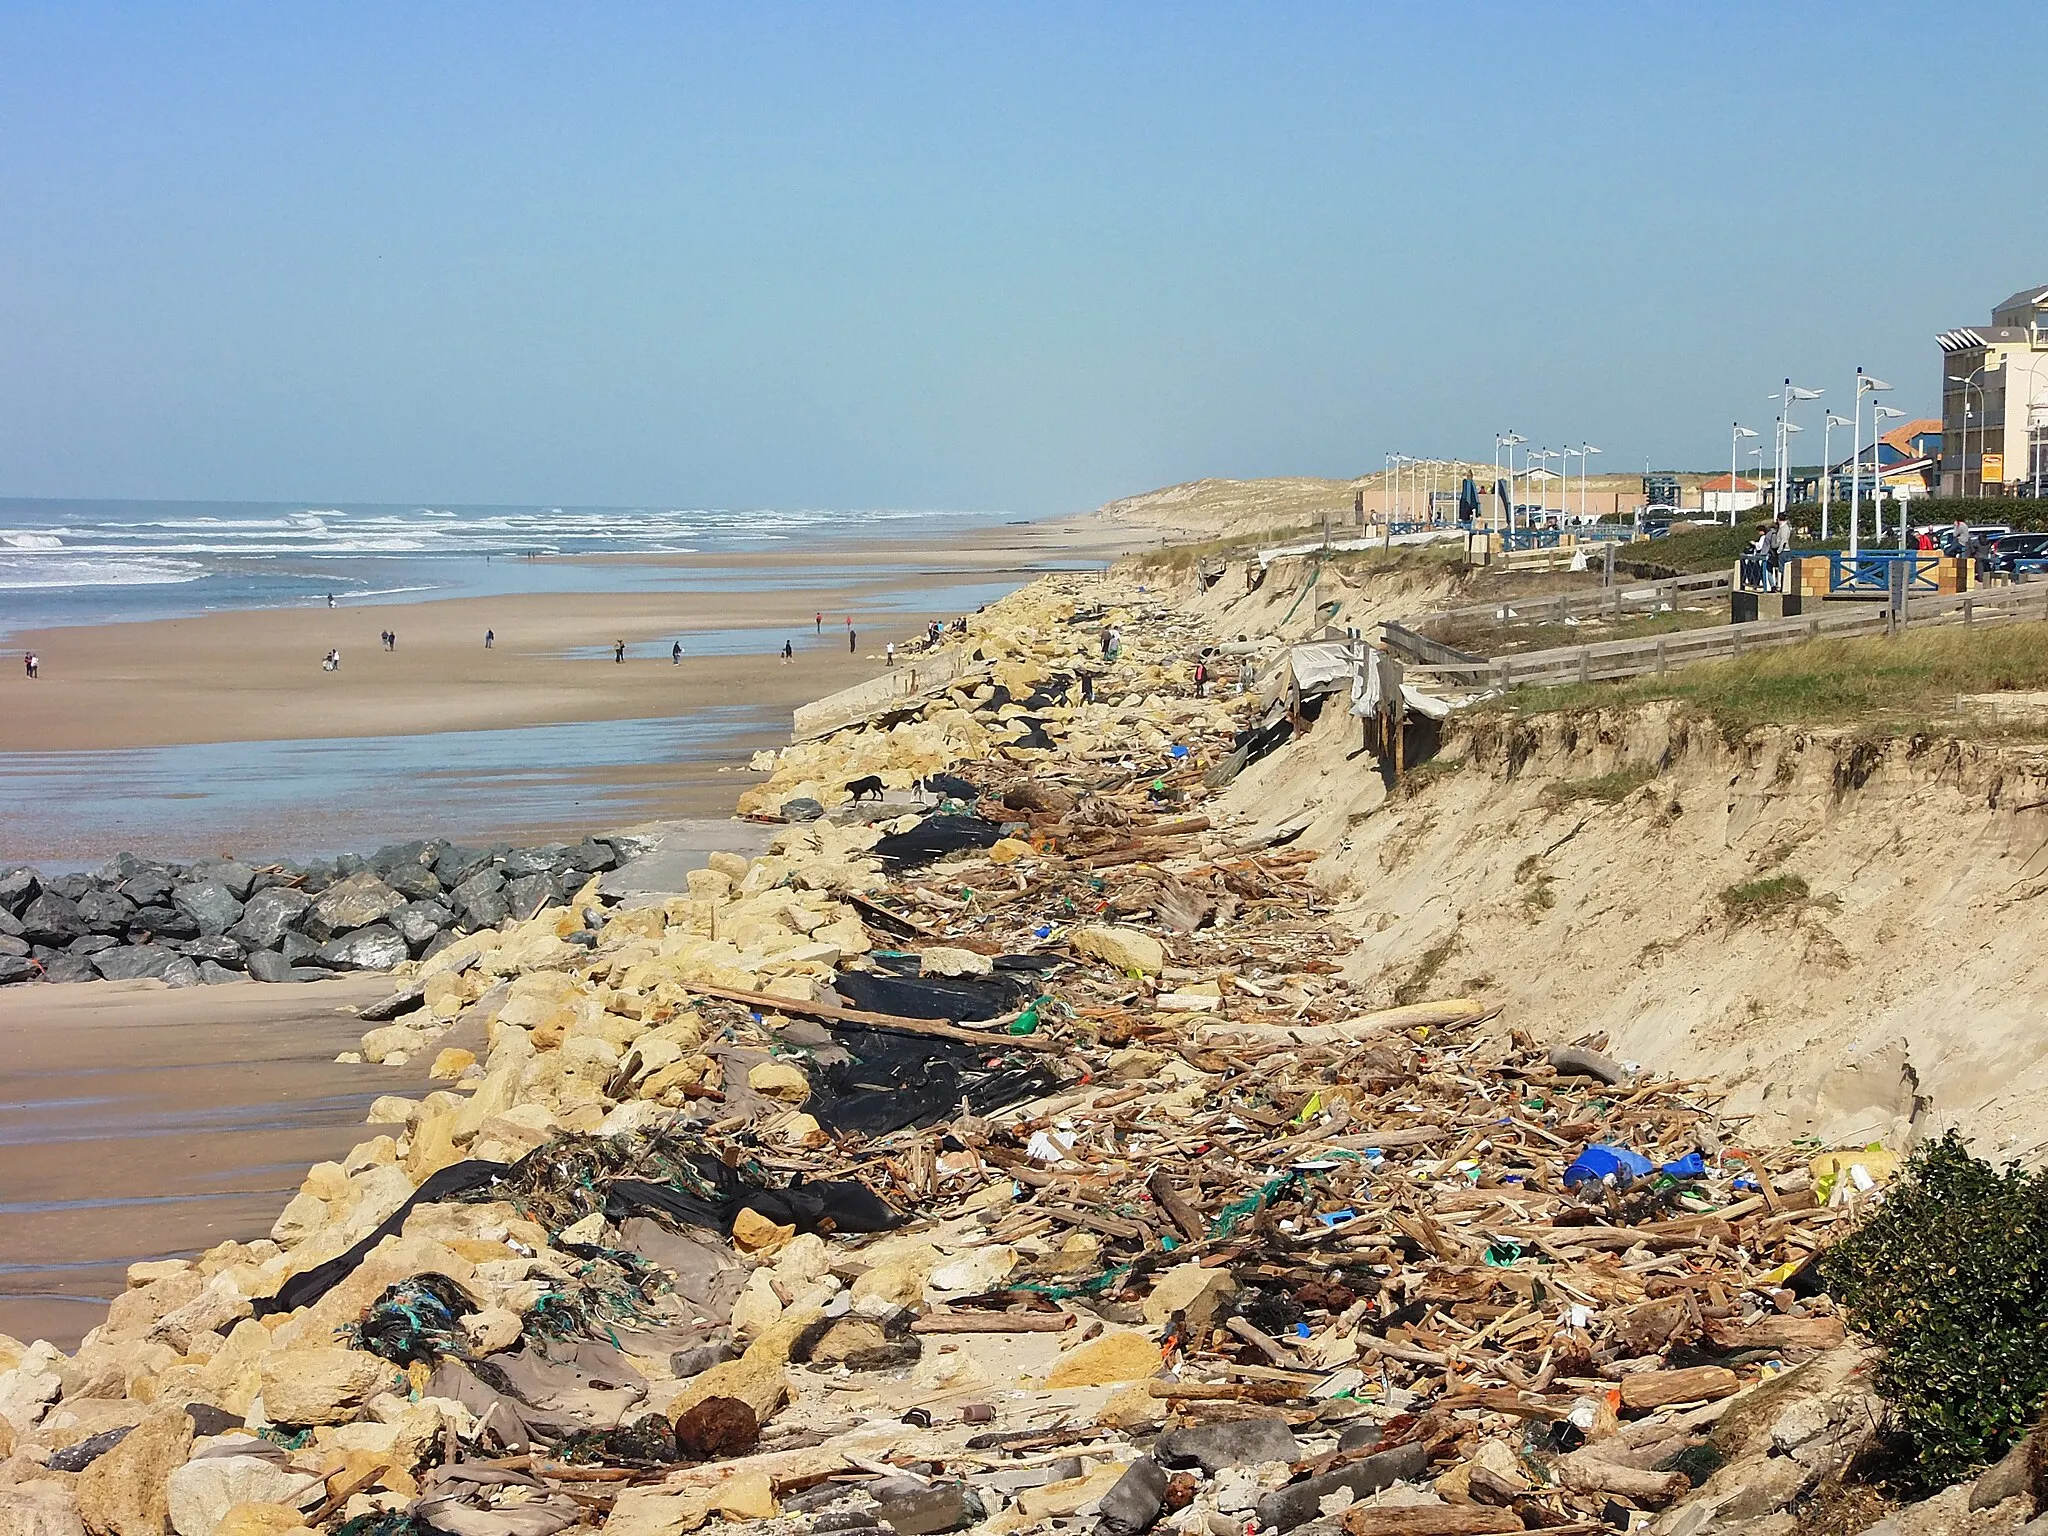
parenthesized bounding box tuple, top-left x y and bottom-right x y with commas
(0, 836, 627, 989)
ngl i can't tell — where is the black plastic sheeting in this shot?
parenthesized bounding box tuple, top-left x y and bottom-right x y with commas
(922, 772, 979, 801)
(256, 1155, 903, 1317)
(869, 814, 1006, 866)
(806, 1021, 1060, 1137)
(835, 961, 1034, 1022)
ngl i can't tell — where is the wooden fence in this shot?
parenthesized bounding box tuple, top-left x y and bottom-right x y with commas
(1407, 579, 2048, 691)
(1402, 572, 1732, 638)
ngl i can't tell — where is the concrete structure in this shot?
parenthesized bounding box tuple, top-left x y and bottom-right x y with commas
(1936, 284, 2048, 496)
(1698, 473, 1763, 517)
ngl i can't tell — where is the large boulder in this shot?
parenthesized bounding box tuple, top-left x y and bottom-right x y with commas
(37, 954, 96, 984)
(128, 905, 200, 941)
(76, 1405, 193, 1536)
(433, 846, 493, 888)
(0, 1483, 84, 1536)
(0, 954, 32, 984)
(451, 871, 509, 929)
(74, 889, 137, 936)
(91, 946, 179, 983)
(500, 846, 567, 879)
(570, 838, 619, 873)
(229, 889, 310, 950)
(389, 901, 453, 953)
(0, 867, 41, 916)
(245, 950, 294, 984)
(382, 863, 442, 902)
(189, 860, 258, 901)
(117, 870, 174, 908)
(66, 935, 118, 957)
(302, 874, 404, 943)
(170, 882, 243, 936)
(256, 1349, 394, 1425)
(18, 893, 87, 948)
(315, 926, 408, 973)
(504, 874, 557, 919)
(165, 1457, 321, 1536)
(177, 936, 245, 967)
(162, 957, 202, 988)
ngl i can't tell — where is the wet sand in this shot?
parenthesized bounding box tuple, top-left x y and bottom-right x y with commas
(0, 974, 429, 1347)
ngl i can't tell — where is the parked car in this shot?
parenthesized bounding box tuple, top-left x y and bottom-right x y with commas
(1930, 523, 2013, 556)
(1989, 532, 2048, 573)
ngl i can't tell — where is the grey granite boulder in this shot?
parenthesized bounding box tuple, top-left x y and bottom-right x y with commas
(177, 936, 245, 968)
(119, 870, 176, 908)
(315, 924, 408, 972)
(190, 860, 258, 901)
(0, 867, 42, 915)
(76, 888, 137, 935)
(229, 888, 312, 950)
(163, 956, 202, 988)
(129, 904, 201, 941)
(390, 900, 453, 953)
(172, 881, 245, 935)
(0, 953, 33, 984)
(383, 863, 443, 902)
(303, 873, 404, 942)
(246, 949, 294, 984)
(19, 892, 87, 947)
(92, 945, 179, 982)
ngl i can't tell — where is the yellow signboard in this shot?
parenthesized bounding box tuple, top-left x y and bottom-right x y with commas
(1984, 452, 2006, 482)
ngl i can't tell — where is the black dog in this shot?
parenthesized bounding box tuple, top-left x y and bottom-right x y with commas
(845, 775, 886, 802)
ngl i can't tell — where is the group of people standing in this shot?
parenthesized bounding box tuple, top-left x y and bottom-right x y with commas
(20, 651, 38, 679)
(1742, 516, 1794, 592)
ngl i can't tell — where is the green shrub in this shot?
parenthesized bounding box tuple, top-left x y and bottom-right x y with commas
(1719, 874, 1809, 922)
(1821, 1132, 2048, 1491)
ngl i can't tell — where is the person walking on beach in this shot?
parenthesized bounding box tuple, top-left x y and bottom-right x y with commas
(849, 629, 857, 654)
(885, 641, 896, 667)
(24, 652, 37, 680)
(485, 629, 494, 649)
(782, 640, 794, 663)
(327, 593, 335, 608)
(672, 640, 683, 664)
(815, 612, 822, 633)
(613, 640, 626, 664)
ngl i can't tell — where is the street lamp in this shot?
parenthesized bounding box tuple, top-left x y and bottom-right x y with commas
(1772, 381, 1823, 517)
(1850, 369, 1893, 557)
(1579, 443, 1601, 520)
(1749, 445, 1766, 516)
(1821, 413, 1853, 540)
(1497, 433, 1525, 533)
(1948, 368, 1987, 499)
(1730, 424, 1760, 527)
(1872, 404, 1907, 546)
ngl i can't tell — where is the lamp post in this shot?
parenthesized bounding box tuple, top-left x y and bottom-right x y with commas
(1771, 381, 1823, 517)
(1850, 370, 1893, 557)
(1749, 445, 1765, 518)
(1872, 404, 1907, 546)
(1579, 443, 1601, 520)
(1499, 432, 1525, 533)
(1821, 413, 1852, 540)
(1730, 424, 1759, 526)
(1948, 368, 1987, 499)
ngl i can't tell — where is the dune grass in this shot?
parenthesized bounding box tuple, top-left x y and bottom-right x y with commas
(1492, 623, 2048, 735)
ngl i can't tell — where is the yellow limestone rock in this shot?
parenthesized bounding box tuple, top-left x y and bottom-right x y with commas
(1072, 926, 1166, 976)
(706, 850, 750, 880)
(257, 1348, 395, 1426)
(746, 1061, 810, 1104)
(664, 1358, 789, 1425)
(605, 1488, 712, 1536)
(1141, 1263, 1236, 1337)
(427, 1048, 476, 1081)
(987, 837, 1034, 865)
(730, 1208, 796, 1258)
(76, 1404, 193, 1536)
(402, 1109, 462, 1182)
(1045, 1329, 1164, 1388)
(710, 1473, 777, 1522)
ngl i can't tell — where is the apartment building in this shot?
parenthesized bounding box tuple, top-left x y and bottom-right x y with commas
(1936, 283, 2048, 496)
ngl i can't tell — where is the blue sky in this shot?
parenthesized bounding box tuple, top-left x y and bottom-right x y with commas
(0, 3, 2039, 512)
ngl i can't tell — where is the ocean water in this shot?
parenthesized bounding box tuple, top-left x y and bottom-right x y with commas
(0, 498, 1010, 636)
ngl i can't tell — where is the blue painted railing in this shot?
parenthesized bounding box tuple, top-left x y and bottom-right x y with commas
(1787, 549, 1939, 594)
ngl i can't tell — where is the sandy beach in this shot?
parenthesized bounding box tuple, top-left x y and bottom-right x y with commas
(0, 513, 1142, 862)
(2, 516, 1134, 754)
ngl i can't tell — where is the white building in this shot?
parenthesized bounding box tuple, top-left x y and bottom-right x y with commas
(1936, 284, 2048, 496)
(1699, 473, 1764, 517)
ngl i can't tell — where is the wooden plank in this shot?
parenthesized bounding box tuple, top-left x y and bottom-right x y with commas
(677, 980, 1062, 1053)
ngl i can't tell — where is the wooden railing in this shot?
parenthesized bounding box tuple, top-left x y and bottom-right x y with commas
(1401, 572, 1732, 638)
(1406, 580, 2048, 691)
